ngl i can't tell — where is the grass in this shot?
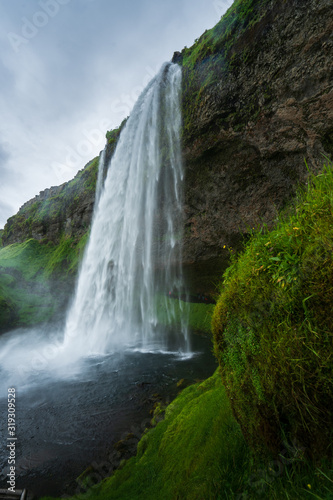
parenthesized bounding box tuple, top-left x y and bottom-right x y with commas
(0, 239, 57, 327)
(43, 233, 89, 278)
(1, 156, 99, 245)
(182, 0, 271, 70)
(212, 160, 333, 461)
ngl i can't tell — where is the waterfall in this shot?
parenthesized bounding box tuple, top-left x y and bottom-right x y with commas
(63, 62, 188, 355)
(95, 147, 106, 204)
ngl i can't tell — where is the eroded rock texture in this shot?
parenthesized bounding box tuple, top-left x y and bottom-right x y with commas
(181, 0, 333, 262)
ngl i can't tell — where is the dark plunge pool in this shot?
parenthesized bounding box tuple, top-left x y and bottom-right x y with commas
(0, 331, 217, 498)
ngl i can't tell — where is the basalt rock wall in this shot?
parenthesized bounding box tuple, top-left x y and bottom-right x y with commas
(180, 0, 333, 263)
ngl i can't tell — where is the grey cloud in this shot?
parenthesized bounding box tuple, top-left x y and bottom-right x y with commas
(0, 143, 10, 170)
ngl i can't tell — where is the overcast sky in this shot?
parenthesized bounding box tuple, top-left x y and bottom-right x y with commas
(0, 0, 230, 228)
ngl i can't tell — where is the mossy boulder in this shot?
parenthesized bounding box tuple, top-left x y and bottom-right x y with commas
(212, 162, 333, 461)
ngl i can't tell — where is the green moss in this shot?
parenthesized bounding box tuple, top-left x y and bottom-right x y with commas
(0, 239, 53, 280)
(1, 156, 99, 246)
(0, 284, 16, 330)
(106, 128, 121, 146)
(212, 160, 333, 461)
(43, 233, 89, 278)
(0, 233, 89, 329)
(182, 0, 271, 71)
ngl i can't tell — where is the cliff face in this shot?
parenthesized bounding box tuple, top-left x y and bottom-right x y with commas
(1, 0, 332, 271)
(180, 0, 332, 262)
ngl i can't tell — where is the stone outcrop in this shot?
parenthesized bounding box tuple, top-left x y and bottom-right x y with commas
(180, 0, 333, 262)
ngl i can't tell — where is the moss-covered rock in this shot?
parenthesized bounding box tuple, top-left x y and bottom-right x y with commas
(212, 161, 333, 461)
(180, 0, 333, 263)
(1, 157, 98, 247)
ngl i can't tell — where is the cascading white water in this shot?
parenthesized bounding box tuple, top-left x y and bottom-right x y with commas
(95, 147, 106, 205)
(63, 62, 188, 355)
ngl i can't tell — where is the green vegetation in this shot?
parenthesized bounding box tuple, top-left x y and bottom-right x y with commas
(0, 239, 56, 327)
(155, 294, 214, 334)
(182, 0, 270, 69)
(43, 233, 89, 278)
(212, 161, 333, 462)
(106, 125, 122, 147)
(0, 234, 88, 329)
(0, 284, 16, 328)
(185, 301, 214, 333)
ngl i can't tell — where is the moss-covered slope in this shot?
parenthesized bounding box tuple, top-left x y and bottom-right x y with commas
(2, 157, 98, 247)
(212, 161, 333, 462)
(42, 370, 249, 500)
(42, 370, 333, 500)
(0, 127, 123, 331)
(1, 125, 123, 248)
(0, 235, 88, 331)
